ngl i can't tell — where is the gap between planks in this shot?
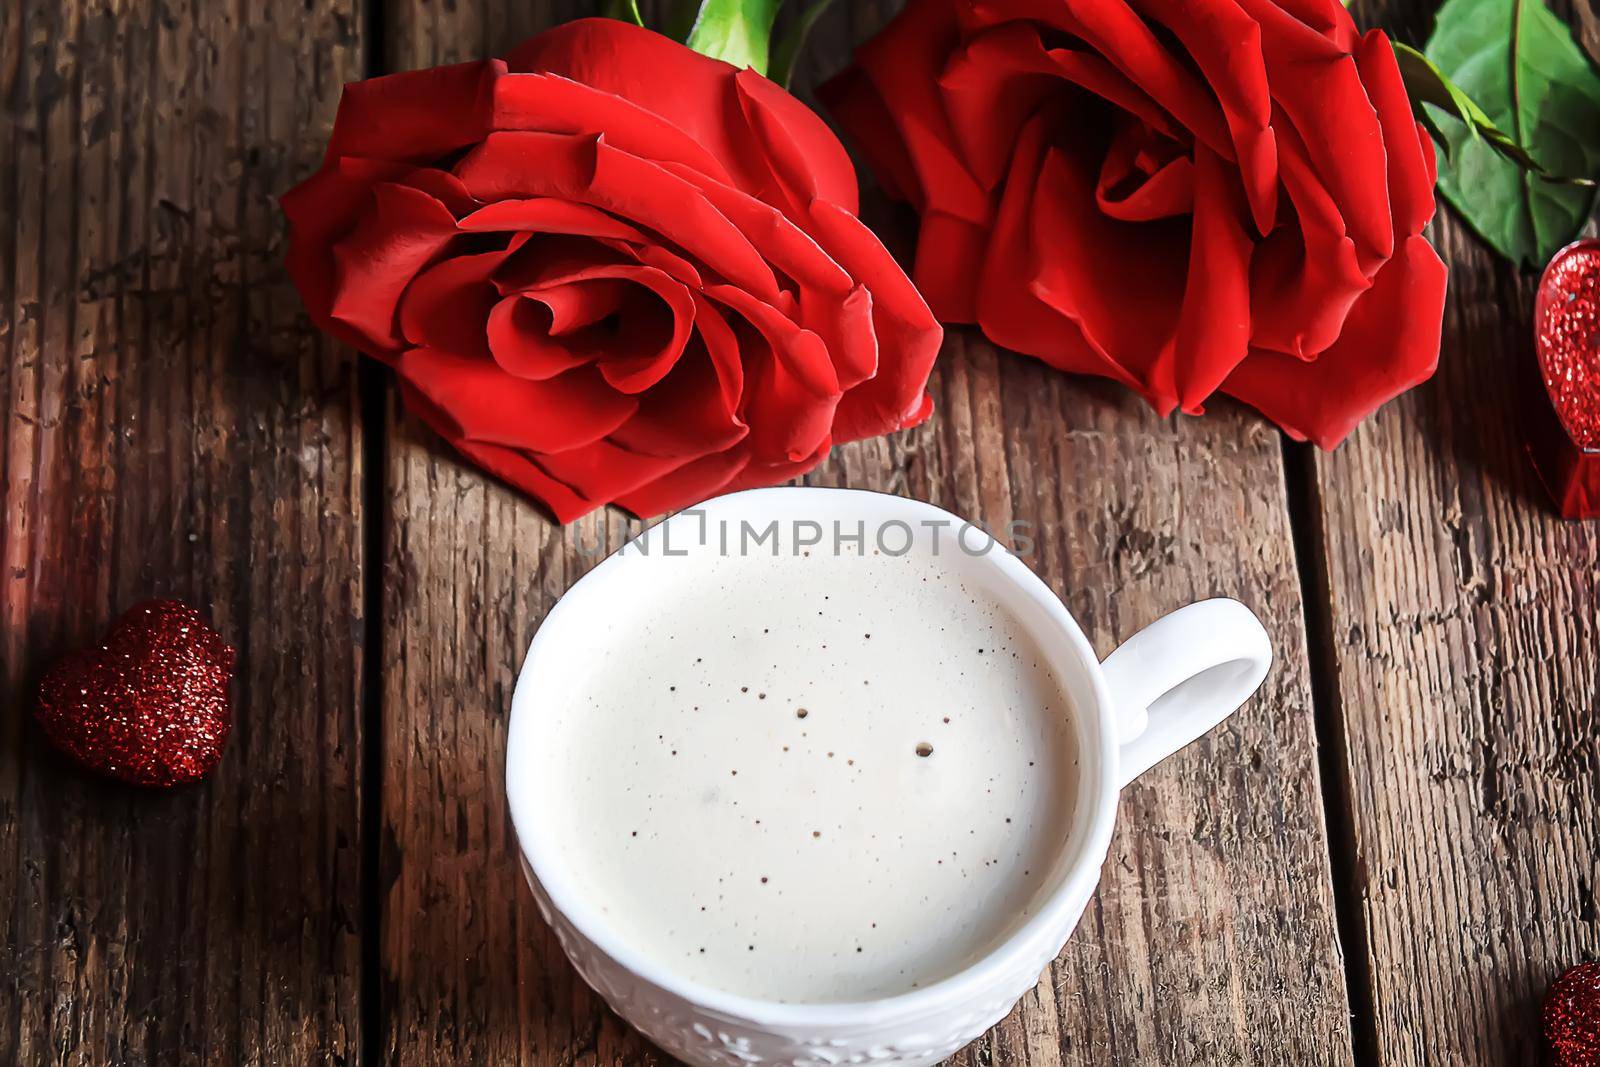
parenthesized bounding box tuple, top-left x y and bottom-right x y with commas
(1283, 437, 1382, 1066)
(359, 6, 391, 1067)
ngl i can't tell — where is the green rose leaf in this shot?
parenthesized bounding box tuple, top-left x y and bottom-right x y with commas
(1393, 42, 1548, 172)
(685, 0, 782, 76)
(602, 0, 644, 26)
(1423, 0, 1600, 268)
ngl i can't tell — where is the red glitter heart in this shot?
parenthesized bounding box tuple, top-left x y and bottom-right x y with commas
(1546, 962, 1600, 1067)
(1530, 240, 1600, 517)
(1536, 241, 1600, 450)
(35, 600, 236, 787)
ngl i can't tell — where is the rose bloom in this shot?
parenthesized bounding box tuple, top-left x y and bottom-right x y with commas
(283, 19, 940, 522)
(823, 0, 1448, 446)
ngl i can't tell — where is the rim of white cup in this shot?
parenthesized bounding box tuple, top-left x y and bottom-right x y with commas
(505, 486, 1122, 1029)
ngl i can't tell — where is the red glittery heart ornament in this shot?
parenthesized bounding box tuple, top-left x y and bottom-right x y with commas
(35, 599, 236, 787)
(1545, 962, 1600, 1067)
(1530, 239, 1600, 518)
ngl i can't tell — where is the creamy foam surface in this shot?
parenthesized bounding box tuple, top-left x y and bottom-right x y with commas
(533, 537, 1079, 1002)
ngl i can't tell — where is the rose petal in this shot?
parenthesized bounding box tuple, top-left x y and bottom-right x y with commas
(600, 238, 707, 291)
(453, 131, 780, 301)
(326, 60, 502, 163)
(404, 407, 598, 523)
(910, 212, 991, 323)
(505, 19, 855, 211)
(1246, 114, 1370, 358)
(490, 69, 736, 186)
(973, 115, 1144, 390)
(548, 279, 643, 336)
(816, 65, 925, 207)
(1023, 129, 1190, 407)
(613, 448, 751, 519)
(531, 439, 706, 509)
(660, 161, 853, 297)
(941, 22, 1184, 191)
(721, 437, 833, 495)
(807, 199, 943, 439)
(1129, 0, 1278, 234)
(710, 291, 840, 463)
(661, 159, 883, 394)
(608, 344, 748, 458)
(709, 284, 841, 406)
(458, 198, 649, 243)
(1222, 234, 1447, 447)
(1095, 119, 1194, 222)
(690, 293, 746, 416)
(397, 250, 509, 359)
(490, 248, 697, 392)
(965, 0, 1236, 163)
(396, 345, 637, 453)
(329, 182, 460, 352)
(1269, 0, 1360, 47)
(1354, 28, 1437, 239)
(1235, 0, 1393, 270)
(588, 269, 696, 394)
(282, 156, 415, 354)
(1167, 145, 1254, 410)
(732, 67, 860, 218)
(492, 232, 632, 295)
(826, 0, 990, 224)
(937, 23, 1067, 192)
(486, 295, 600, 380)
(393, 168, 477, 216)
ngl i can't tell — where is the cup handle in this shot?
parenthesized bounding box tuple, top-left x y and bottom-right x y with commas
(1100, 598, 1273, 788)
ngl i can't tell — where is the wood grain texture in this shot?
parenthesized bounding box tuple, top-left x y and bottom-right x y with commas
(1305, 122, 1600, 1067)
(1312, 4, 1600, 1063)
(375, 4, 1353, 1063)
(0, 0, 367, 1063)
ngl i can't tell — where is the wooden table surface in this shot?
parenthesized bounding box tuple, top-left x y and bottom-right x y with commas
(3, 0, 1597, 1063)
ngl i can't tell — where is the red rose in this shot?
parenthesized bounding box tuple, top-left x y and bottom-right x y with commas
(822, 0, 1448, 446)
(282, 19, 940, 522)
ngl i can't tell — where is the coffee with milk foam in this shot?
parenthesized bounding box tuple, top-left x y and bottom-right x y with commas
(528, 532, 1080, 1002)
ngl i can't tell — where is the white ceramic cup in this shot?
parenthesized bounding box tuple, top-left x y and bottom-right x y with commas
(506, 487, 1271, 1066)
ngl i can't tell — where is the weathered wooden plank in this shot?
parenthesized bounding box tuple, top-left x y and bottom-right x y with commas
(0, 0, 367, 1063)
(1312, 2, 1600, 1062)
(1306, 114, 1600, 1067)
(376, 3, 1352, 1063)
